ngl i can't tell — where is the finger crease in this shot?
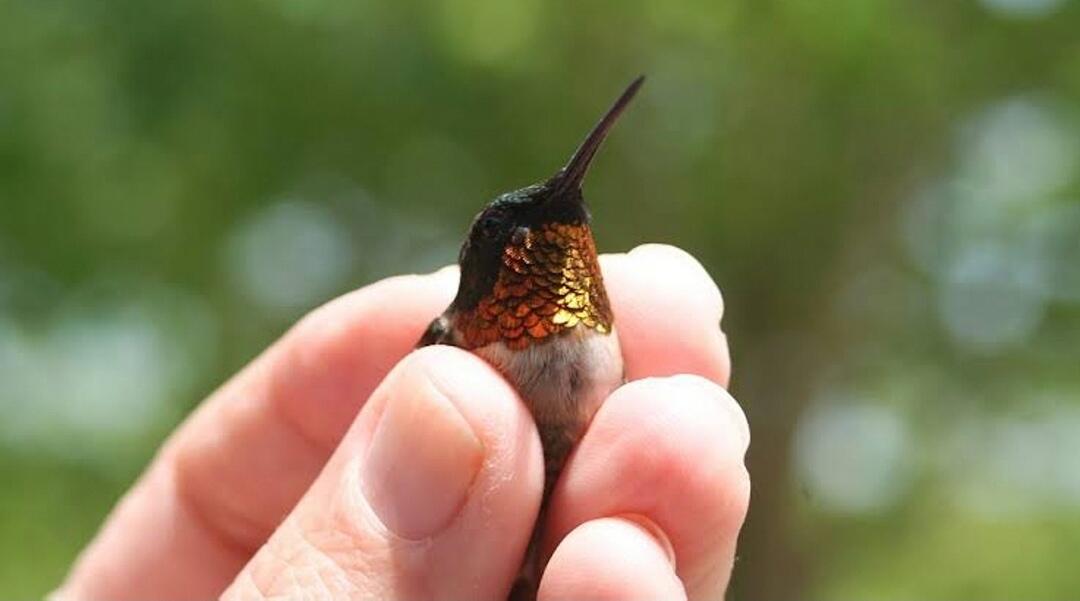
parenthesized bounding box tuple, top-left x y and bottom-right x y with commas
(172, 463, 264, 562)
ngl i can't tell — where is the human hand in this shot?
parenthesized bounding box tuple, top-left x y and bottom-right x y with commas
(57, 244, 749, 600)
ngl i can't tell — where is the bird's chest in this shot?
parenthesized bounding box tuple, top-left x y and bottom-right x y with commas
(474, 328, 623, 461)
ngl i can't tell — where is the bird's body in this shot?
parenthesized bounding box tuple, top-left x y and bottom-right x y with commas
(477, 326, 622, 490)
(418, 77, 643, 598)
(422, 223, 624, 495)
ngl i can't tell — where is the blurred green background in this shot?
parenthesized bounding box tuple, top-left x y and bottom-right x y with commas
(2, 0, 1080, 598)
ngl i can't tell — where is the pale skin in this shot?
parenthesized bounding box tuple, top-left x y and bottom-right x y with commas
(57, 244, 749, 600)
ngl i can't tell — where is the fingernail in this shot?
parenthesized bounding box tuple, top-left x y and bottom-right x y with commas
(362, 363, 484, 539)
(619, 513, 677, 569)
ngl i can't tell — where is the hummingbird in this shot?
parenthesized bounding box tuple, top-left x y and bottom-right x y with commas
(418, 76, 643, 597)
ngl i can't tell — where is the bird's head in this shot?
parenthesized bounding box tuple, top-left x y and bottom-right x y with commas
(448, 77, 644, 350)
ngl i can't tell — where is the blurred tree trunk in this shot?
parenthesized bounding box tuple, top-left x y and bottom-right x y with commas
(727, 325, 820, 600)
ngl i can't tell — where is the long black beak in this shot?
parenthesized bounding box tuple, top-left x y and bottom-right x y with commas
(551, 75, 645, 197)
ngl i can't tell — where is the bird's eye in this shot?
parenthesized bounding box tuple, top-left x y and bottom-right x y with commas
(478, 213, 502, 238)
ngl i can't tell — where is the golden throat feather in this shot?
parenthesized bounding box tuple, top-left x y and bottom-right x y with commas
(456, 222, 613, 350)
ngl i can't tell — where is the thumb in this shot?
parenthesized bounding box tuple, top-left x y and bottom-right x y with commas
(223, 346, 543, 600)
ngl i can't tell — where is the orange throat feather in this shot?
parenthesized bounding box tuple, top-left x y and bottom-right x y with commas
(454, 222, 612, 350)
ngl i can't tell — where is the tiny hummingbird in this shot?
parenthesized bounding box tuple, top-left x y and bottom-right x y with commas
(418, 76, 643, 597)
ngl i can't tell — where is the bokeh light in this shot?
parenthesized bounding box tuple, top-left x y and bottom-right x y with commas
(0, 280, 215, 467)
(225, 200, 354, 315)
(794, 399, 913, 514)
(979, 0, 1067, 19)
